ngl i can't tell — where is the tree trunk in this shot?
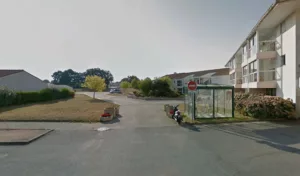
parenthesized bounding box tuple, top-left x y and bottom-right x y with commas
(93, 92, 96, 99)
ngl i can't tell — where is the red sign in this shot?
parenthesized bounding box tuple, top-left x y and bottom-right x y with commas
(187, 81, 197, 91)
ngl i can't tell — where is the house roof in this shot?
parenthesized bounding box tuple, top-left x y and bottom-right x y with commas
(0, 70, 24, 78)
(165, 68, 229, 79)
(192, 68, 229, 77)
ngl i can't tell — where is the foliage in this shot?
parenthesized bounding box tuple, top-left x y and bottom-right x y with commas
(0, 87, 17, 107)
(82, 76, 106, 98)
(51, 68, 114, 88)
(159, 76, 172, 87)
(84, 68, 114, 86)
(120, 81, 131, 89)
(149, 78, 178, 97)
(0, 88, 74, 107)
(121, 75, 139, 83)
(43, 79, 50, 83)
(131, 78, 140, 89)
(133, 91, 144, 97)
(139, 78, 152, 96)
(235, 93, 296, 119)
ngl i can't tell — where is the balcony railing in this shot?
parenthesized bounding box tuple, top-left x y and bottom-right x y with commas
(231, 78, 242, 84)
(258, 70, 276, 82)
(259, 40, 276, 52)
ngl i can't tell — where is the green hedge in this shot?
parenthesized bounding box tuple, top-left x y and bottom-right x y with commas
(235, 93, 296, 119)
(0, 87, 75, 107)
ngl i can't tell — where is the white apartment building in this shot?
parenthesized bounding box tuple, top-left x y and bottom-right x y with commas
(166, 68, 230, 94)
(225, 0, 300, 114)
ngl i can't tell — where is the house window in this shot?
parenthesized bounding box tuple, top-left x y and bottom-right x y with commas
(199, 78, 204, 84)
(177, 80, 182, 86)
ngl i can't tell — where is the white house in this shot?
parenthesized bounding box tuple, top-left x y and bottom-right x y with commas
(0, 70, 48, 91)
(224, 0, 300, 114)
(166, 68, 230, 93)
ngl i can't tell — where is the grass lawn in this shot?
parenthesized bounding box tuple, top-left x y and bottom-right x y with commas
(0, 94, 118, 122)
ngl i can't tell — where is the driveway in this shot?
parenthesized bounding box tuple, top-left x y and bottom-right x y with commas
(83, 92, 183, 129)
(1, 92, 300, 175)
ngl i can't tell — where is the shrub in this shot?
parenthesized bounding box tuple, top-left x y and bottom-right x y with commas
(131, 79, 140, 89)
(133, 91, 144, 97)
(0, 88, 75, 107)
(120, 81, 131, 89)
(235, 93, 296, 119)
(0, 87, 16, 107)
(139, 78, 152, 96)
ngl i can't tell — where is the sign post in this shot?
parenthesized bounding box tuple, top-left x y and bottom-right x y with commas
(187, 81, 197, 121)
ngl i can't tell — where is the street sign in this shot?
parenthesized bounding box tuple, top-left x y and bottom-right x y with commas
(187, 81, 197, 91)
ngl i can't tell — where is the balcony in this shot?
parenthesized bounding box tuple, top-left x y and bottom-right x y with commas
(242, 70, 277, 88)
(230, 78, 242, 88)
(257, 40, 278, 59)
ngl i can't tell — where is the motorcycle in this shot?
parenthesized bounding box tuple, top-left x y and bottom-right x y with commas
(171, 105, 182, 124)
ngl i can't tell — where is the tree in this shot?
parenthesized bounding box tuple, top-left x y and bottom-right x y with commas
(43, 79, 50, 83)
(120, 81, 131, 89)
(121, 75, 139, 83)
(150, 78, 177, 97)
(51, 69, 84, 88)
(50, 68, 113, 89)
(84, 68, 114, 86)
(139, 78, 152, 96)
(82, 75, 106, 98)
(159, 76, 172, 87)
(131, 78, 140, 89)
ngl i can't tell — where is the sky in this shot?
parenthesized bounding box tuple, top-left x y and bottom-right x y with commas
(0, 0, 275, 81)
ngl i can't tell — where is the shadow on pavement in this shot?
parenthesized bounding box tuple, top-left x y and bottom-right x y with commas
(210, 122, 300, 155)
(101, 117, 120, 124)
(180, 123, 200, 132)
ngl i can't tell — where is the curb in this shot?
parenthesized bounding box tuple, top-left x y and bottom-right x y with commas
(183, 119, 295, 126)
(0, 120, 100, 123)
(0, 129, 53, 145)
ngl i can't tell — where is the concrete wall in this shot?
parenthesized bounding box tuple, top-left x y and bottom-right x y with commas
(296, 10, 300, 115)
(0, 71, 48, 91)
(276, 12, 296, 101)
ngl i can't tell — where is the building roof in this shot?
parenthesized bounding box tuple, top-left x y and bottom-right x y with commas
(192, 68, 229, 77)
(165, 68, 229, 79)
(0, 70, 24, 78)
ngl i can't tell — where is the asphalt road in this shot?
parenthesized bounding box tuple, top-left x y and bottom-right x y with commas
(1, 92, 300, 176)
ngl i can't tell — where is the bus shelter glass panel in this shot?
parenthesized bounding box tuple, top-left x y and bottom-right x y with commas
(214, 89, 233, 117)
(195, 89, 213, 118)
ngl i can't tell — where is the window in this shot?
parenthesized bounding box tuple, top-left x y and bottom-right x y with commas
(249, 60, 257, 73)
(230, 73, 235, 80)
(177, 80, 182, 86)
(200, 78, 204, 84)
(281, 55, 286, 65)
(243, 65, 248, 75)
(266, 88, 276, 96)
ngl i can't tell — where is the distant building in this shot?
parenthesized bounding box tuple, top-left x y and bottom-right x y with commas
(0, 70, 48, 92)
(165, 68, 230, 94)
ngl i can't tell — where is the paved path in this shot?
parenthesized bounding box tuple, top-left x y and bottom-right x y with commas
(1, 92, 300, 175)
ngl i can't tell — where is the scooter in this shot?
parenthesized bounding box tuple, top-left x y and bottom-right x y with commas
(172, 105, 182, 124)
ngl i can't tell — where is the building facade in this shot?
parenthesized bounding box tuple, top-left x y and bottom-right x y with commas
(224, 0, 300, 114)
(166, 68, 230, 94)
(0, 70, 48, 92)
